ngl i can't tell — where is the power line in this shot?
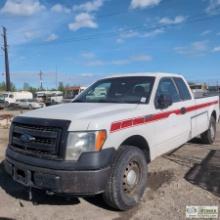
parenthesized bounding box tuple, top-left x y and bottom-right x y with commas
(51, 13, 220, 43)
(15, 13, 220, 48)
(7, 7, 138, 35)
(6, 6, 140, 38)
(4, 0, 180, 35)
(6, 11, 220, 49)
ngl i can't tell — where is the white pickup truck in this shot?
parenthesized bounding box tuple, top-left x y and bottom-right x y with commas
(4, 73, 219, 210)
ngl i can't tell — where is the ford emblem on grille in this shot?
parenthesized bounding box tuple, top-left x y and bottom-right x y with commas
(20, 134, 36, 143)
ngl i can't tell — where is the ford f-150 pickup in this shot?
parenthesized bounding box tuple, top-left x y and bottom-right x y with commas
(4, 73, 219, 210)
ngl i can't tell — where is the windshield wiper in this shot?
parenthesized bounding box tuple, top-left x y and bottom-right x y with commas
(72, 99, 84, 103)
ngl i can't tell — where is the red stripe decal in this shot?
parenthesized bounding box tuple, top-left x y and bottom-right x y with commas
(110, 100, 218, 133)
(133, 117, 145, 125)
(186, 100, 218, 112)
(121, 119, 133, 128)
(110, 122, 121, 132)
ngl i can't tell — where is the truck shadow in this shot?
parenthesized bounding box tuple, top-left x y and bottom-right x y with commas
(184, 150, 220, 197)
(163, 152, 203, 168)
(163, 138, 215, 168)
(189, 137, 204, 145)
(0, 218, 16, 220)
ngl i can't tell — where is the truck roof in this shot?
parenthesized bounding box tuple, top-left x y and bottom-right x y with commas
(105, 72, 183, 79)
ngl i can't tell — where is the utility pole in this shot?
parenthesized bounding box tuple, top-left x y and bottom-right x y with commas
(39, 70, 43, 90)
(55, 66, 58, 89)
(217, 80, 219, 93)
(1, 26, 11, 91)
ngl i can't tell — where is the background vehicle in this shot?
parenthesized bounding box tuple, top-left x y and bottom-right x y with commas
(50, 91, 63, 103)
(0, 93, 5, 108)
(16, 99, 45, 109)
(4, 73, 219, 211)
(190, 84, 208, 98)
(35, 91, 47, 102)
(0, 91, 33, 106)
(64, 86, 87, 100)
(35, 91, 63, 105)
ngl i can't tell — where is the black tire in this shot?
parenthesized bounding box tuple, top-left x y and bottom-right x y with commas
(201, 116, 216, 144)
(28, 104, 33, 110)
(103, 145, 148, 211)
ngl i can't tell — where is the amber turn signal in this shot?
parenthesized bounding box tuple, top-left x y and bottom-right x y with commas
(95, 130, 107, 151)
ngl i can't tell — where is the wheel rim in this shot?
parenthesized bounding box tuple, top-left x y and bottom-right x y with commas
(210, 122, 215, 140)
(123, 161, 140, 195)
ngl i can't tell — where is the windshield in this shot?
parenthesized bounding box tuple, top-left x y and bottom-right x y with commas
(74, 76, 155, 104)
(0, 94, 8, 100)
(3, 94, 8, 98)
(0, 95, 4, 101)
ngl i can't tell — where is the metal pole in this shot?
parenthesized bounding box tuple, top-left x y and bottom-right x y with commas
(39, 70, 43, 90)
(55, 66, 58, 89)
(2, 26, 11, 91)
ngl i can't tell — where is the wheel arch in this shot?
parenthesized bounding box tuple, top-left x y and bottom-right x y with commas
(211, 110, 217, 122)
(120, 135, 151, 163)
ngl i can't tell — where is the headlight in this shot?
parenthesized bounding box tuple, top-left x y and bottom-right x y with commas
(65, 130, 107, 160)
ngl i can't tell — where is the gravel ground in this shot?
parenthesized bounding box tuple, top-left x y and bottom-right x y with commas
(0, 110, 219, 220)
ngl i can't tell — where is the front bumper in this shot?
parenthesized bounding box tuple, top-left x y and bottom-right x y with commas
(4, 148, 115, 195)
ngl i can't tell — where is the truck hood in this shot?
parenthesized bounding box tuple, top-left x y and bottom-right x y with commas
(21, 103, 138, 131)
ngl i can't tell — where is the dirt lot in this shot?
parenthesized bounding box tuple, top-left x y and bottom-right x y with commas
(0, 110, 220, 220)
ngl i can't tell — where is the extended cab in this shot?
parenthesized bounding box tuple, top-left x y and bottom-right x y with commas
(4, 73, 219, 210)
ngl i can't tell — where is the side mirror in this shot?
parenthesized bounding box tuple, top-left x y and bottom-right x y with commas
(157, 94, 172, 109)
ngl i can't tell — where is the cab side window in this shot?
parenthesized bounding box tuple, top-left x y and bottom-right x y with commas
(173, 77, 192, 100)
(155, 78, 181, 108)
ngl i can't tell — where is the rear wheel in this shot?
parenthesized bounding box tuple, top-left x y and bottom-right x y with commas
(201, 116, 216, 144)
(103, 145, 148, 210)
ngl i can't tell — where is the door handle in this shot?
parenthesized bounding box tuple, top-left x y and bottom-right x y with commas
(180, 107, 186, 114)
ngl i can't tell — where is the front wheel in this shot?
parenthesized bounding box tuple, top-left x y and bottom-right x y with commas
(201, 116, 216, 144)
(103, 145, 148, 210)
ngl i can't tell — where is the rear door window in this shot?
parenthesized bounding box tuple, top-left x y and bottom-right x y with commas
(155, 78, 181, 108)
(173, 77, 192, 100)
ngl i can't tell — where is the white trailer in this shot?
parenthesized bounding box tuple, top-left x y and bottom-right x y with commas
(0, 91, 33, 106)
(35, 91, 63, 104)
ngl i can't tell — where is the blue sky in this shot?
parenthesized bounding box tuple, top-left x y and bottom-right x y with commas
(0, 0, 220, 89)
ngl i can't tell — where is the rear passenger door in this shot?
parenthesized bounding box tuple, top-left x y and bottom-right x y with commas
(173, 77, 195, 140)
(153, 77, 188, 155)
